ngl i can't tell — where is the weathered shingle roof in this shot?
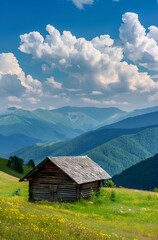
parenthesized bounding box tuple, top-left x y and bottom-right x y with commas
(20, 156, 111, 184)
(48, 156, 111, 184)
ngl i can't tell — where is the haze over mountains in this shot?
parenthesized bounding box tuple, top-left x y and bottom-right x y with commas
(6, 106, 158, 176)
(1, 105, 158, 179)
(12, 126, 158, 176)
(105, 110, 158, 129)
(0, 106, 125, 155)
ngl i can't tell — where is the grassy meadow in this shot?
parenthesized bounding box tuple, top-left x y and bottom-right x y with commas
(0, 171, 158, 240)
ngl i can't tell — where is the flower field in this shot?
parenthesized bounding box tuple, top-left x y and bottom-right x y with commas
(0, 171, 158, 239)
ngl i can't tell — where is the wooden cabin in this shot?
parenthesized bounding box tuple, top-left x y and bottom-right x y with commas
(20, 156, 111, 202)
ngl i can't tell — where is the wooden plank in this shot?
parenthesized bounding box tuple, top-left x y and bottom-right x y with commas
(29, 160, 101, 202)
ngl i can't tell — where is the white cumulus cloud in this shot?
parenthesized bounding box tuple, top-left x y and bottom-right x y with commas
(8, 96, 22, 102)
(70, 0, 93, 9)
(19, 24, 158, 98)
(82, 97, 128, 106)
(27, 97, 40, 105)
(0, 53, 24, 78)
(0, 53, 43, 99)
(120, 12, 158, 71)
(0, 74, 25, 97)
(46, 77, 62, 90)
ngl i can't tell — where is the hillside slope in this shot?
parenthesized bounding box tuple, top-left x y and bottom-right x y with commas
(0, 171, 18, 183)
(118, 105, 158, 121)
(0, 112, 82, 142)
(87, 127, 158, 176)
(112, 153, 158, 190)
(10, 110, 158, 176)
(11, 127, 147, 162)
(0, 107, 125, 156)
(12, 127, 158, 177)
(53, 106, 126, 125)
(0, 107, 125, 138)
(104, 110, 158, 129)
(1, 176, 158, 239)
(0, 157, 31, 178)
(2, 106, 158, 157)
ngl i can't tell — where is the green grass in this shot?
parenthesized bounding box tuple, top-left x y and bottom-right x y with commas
(0, 171, 28, 197)
(0, 172, 158, 239)
(0, 157, 31, 178)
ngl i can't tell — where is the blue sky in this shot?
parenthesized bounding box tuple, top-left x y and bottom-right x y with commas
(1, 0, 158, 111)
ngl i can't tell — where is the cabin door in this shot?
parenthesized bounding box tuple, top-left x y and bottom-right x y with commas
(49, 184, 58, 202)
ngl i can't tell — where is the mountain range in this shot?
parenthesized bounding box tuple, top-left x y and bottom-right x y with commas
(87, 127, 158, 175)
(11, 109, 158, 176)
(12, 126, 158, 176)
(112, 153, 158, 190)
(2, 105, 158, 178)
(0, 106, 125, 155)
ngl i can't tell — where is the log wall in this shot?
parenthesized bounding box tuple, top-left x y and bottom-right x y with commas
(29, 160, 77, 201)
(28, 159, 102, 202)
(80, 181, 100, 198)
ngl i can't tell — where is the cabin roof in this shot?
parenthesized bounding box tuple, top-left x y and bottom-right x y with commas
(20, 156, 111, 184)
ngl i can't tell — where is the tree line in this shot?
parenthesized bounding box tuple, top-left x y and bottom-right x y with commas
(7, 156, 35, 173)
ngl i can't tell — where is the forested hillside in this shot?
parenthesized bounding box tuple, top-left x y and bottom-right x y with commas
(87, 127, 158, 175)
(0, 157, 31, 178)
(112, 153, 158, 190)
(12, 126, 147, 162)
(12, 127, 158, 176)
